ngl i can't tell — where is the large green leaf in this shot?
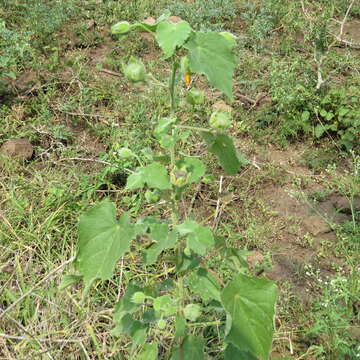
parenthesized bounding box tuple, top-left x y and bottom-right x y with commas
(155, 21, 192, 59)
(171, 334, 205, 360)
(184, 32, 236, 100)
(201, 132, 247, 176)
(221, 274, 278, 360)
(144, 223, 177, 264)
(136, 343, 158, 360)
(176, 221, 214, 256)
(75, 200, 136, 288)
(188, 268, 221, 302)
(224, 344, 258, 360)
(126, 162, 172, 190)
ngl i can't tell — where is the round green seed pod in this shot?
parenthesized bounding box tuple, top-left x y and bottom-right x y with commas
(186, 88, 205, 105)
(209, 110, 232, 130)
(123, 60, 146, 83)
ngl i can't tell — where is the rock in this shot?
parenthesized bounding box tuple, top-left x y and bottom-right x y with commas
(0, 139, 34, 160)
(247, 251, 264, 270)
(302, 215, 332, 236)
(168, 16, 183, 23)
(143, 17, 156, 25)
(212, 100, 232, 113)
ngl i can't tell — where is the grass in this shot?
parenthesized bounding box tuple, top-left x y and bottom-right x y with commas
(0, 0, 359, 358)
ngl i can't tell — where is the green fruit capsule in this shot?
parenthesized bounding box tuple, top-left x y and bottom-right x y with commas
(111, 21, 131, 35)
(131, 292, 146, 304)
(209, 110, 232, 130)
(117, 147, 134, 158)
(186, 88, 205, 105)
(170, 166, 190, 187)
(123, 58, 146, 83)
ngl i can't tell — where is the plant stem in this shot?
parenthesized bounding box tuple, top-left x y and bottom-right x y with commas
(168, 58, 180, 225)
(188, 320, 223, 328)
(169, 59, 178, 115)
(175, 124, 213, 133)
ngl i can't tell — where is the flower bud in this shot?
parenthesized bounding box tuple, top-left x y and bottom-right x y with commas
(170, 166, 190, 187)
(131, 292, 146, 304)
(186, 88, 205, 105)
(117, 147, 134, 158)
(180, 56, 190, 74)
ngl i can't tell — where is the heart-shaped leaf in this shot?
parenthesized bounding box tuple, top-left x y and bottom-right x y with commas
(184, 32, 236, 100)
(155, 21, 192, 59)
(221, 274, 278, 360)
(75, 200, 136, 288)
(126, 162, 172, 190)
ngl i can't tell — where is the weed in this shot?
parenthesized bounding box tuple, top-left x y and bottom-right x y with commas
(60, 14, 278, 359)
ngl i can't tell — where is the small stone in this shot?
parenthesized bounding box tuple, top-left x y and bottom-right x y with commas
(212, 100, 232, 113)
(168, 16, 183, 23)
(302, 216, 332, 236)
(247, 251, 264, 270)
(1, 139, 34, 160)
(143, 17, 156, 25)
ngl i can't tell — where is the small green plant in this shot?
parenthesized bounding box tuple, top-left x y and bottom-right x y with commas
(305, 272, 360, 359)
(0, 21, 31, 79)
(312, 87, 360, 150)
(62, 12, 278, 359)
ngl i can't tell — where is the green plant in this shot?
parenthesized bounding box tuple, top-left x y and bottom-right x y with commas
(0, 21, 31, 79)
(62, 13, 278, 359)
(305, 272, 360, 359)
(312, 87, 360, 150)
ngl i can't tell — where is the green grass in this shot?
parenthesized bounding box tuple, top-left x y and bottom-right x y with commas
(0, 0, 359, 358)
